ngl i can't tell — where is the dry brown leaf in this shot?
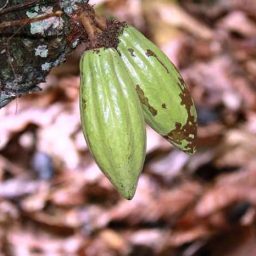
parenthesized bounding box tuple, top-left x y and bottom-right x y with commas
(195, 168, 256, 218)
(99, 229, 128, 252)
(156, 3, 213, 40)
(129, 229, 168, 254)
(215, 129, 256, 168)
(8, 229, 84, 255)
(207, 226, 256, 256)
(169, 225, 212, 247)
(217, 11, 256, 37)
(148, 150, 190, 183)
(159, 181, 202, 220)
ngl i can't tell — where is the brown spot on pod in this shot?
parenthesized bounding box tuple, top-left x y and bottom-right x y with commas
(162, 103, 167, 109)
(146, 49, 169, 74)
(136, 85, 157, 116)
(165, 77, 197, 154)
(178, 76, 187, 90)
(93, 49, 101, 54)
(128, 48, 135, 57)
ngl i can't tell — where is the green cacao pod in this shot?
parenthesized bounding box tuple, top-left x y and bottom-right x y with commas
(79, 47, 146, 200)
(117, 25, 197, 154)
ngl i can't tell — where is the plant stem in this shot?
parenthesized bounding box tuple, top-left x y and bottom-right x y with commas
(77, 5, 107, 47)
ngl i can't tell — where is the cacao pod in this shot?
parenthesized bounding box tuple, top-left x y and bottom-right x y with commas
(117, 25, 197, 154)
(79, 47, 146, 200)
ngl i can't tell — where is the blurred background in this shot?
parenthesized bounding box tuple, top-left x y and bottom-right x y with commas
(1, 0, 256, 255)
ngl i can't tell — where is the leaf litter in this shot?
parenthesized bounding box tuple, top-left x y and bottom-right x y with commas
(0, 0, 256, 255)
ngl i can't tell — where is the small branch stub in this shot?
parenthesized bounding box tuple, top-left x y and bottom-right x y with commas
(75, 4, 107, 47)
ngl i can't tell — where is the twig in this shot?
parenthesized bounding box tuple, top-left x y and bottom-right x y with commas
(95, 15, 107, 30)
(0, 0, 39, 15)
(78, 12, 96, 44)
(0, 11, 63, 30)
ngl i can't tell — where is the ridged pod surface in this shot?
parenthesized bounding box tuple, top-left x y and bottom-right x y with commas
(118, 25, 197, 154)
(79, 48, 146, 200)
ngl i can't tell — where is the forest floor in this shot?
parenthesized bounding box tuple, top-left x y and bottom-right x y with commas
(1, 0, 256, 255)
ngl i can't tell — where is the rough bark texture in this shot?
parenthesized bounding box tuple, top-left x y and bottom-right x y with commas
(0, 0, 88, 108)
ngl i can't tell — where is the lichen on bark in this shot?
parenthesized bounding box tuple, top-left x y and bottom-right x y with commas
(0, 0, 88, 108)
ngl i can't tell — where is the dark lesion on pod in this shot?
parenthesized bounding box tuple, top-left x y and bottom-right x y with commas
(146, 49, 169, 74)
(177, 76, 187, 90)
(162, 103, 167, 109)
(128, 48, 135, 57)
(136, 85, 157, 116)
(164, 77, 197, 154)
